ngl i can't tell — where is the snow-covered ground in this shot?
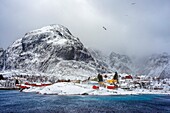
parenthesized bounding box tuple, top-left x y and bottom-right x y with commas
(23, 82, 170, 95)
(1, 70, 170, 95)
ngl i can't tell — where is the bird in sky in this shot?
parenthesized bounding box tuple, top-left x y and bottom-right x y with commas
(103, 26, 107, 30)
(131, 3, 136, 5)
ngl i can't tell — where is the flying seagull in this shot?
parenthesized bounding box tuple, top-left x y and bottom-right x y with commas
(131, 3, 136, 5)
(103, 26, 107, 30)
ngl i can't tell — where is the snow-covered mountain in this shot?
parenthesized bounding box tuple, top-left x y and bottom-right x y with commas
(89, 49, 170, 78)
(1, 24, 170, 79)
(88, 49, 112, 73)
(0, 48, 5, 71)
(4, 24, 100, 79)
(88, 50, 134, 74)
(109, 52, 170, 78)
(139, 53, 170, 78)
(160, 63, 170, 79)
(109, 52, 133, 74)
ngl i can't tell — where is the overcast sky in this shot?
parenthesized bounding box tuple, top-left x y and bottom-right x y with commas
(0, 0, 170, 56)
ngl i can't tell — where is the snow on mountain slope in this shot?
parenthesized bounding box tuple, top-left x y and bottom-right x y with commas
(109, 52, 134, 74)
(140, 53, 170, 78)
(89, 49, 170, 78)
(107, 52, 170, 78)
(0, 48, 5, 71)
(88, 49, 112, 73)
(5, 24, 98, 79)
(160, 63, 170, 78)
(88, 49, 134, 74)
(46, 60, 98, 80)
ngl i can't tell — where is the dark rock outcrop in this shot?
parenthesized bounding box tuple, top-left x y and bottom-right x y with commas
(0, 48, 5, 71)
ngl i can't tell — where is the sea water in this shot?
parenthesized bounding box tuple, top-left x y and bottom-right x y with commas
(0, 90, 170, 113)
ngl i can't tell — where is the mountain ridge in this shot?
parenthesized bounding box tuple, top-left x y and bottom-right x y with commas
(1, 24, 170, 79)
(90, 49, 170, 78)
(2, 24, 100, 79)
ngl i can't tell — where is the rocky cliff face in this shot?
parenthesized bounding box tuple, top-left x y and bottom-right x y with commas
(88, 49, 112, 73)
(140, 53, 170, 78)
(109, 52, 133, 74)
(160, 63, 170, 79)
(5, 25, 98, 79)
(89, 50, 134, 74)
(90, 49, 170, 78)
(0, 48, 5, 71)
(108, 52, 170, 78)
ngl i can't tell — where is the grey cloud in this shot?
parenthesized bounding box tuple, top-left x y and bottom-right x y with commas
(0, 0, 170, 56)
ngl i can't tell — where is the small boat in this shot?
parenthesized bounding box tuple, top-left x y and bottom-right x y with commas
(16, 82, 52, 89)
